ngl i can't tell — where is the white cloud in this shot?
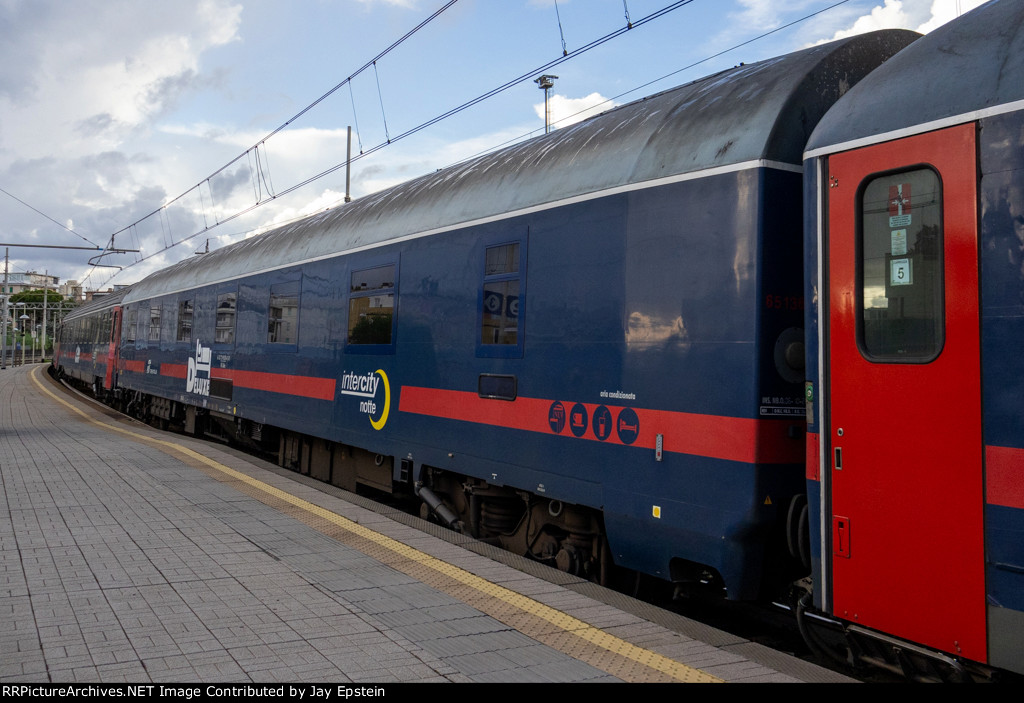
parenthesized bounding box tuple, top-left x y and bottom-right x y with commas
(352, 0, 420, 8)
(915, 0, 989, 33)
(533, 92, 615, 129)
(709, 0, 828, 57)
(824, 0, 910, 40)
(0, 0, 242, 163)
(0, 0, 244, 287)
(253, 189, 351, 233)
(817, 0, 988, 42)
(731, 0, 787, 29)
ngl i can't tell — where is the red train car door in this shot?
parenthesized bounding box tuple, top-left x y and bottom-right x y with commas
(825, 123, 985, 661)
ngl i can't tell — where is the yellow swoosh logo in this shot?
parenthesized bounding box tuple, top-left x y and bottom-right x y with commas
(369, 369, 390, 431)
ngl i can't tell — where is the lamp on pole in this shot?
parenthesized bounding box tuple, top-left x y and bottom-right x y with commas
(18, 312, 29, 366)
(13, 301, 26, 367)
(41, 272, 50, 359)
(0, 294, 7, 370)
(1, 247, 7, 369)
(534, 74, 558, 134)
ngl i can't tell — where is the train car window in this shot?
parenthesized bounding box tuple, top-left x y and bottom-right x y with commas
(125, 307, 137, 344)
(268, 281, 300, 344)
(348, 264, 395, 345)
(148, 305, 161, 341)
(858, 167, 944, 362)
(177, 300, 193, 342)
(481, 242, 521, 347)
(216, 292, 237, 345)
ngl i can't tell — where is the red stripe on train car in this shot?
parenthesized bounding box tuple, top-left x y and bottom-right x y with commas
(217, 369, 336, 401)
(161, 363, 188, 379)
(157, 363, 336, 401)
(398, 386, 802, 465)
(987, 445, 1024, 509)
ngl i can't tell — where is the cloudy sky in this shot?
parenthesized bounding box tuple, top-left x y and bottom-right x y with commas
(0, 0, 987, 291)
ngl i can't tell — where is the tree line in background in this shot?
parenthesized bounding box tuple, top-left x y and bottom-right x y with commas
(7, 289, 72, 305)
(3, 288, 78, 360)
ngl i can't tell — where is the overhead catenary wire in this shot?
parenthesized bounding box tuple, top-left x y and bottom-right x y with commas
(93, 0, 853, 288)
(450, 0, 855, 167)
(94, 0, 702, 287)
(0, 186, 101, 248)
(233, 0, 707, 195)
(349, 82, 365, 153)
(373, 62, 391, 143)
(249, 0, 460, 148)
(86, 0, 460, 285)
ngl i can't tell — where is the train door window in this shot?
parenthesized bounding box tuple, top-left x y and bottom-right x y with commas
(347, 264, 396, 346)
(125, 307, 137, 344)
(216, 291, 237, 344)
(98, 311, 109, 345)
(268, 280, 300, 344)
(858, 167, 944, 361)
(109, 309, 120, 344)
(479, 241, 524, 357)
(177, 299, 193, 342)
(148, 305, 161, 341)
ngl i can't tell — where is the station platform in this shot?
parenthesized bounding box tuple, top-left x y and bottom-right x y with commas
(0, 364, 853, 684)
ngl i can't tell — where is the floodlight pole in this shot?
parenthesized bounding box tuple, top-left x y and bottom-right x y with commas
(535, 75, 558, 134)
(1, 249, 7, 369)
(345, 126, 352, 203)
(41, 271, 49, 360)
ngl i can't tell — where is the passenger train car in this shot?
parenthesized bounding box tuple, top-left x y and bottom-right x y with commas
(53, 1, 1024, 680)
(801, 0, 1024, 677)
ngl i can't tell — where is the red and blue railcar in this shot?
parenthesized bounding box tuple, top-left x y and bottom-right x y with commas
(53, 0, 1024, 679)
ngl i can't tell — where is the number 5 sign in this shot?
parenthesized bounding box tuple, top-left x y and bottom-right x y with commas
(891, 257, 913, 286)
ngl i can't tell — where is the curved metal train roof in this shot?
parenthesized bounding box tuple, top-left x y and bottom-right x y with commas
(63, 287, 130, 322)
(806, 0, 1024, 154)
(124, 29, 917, 303)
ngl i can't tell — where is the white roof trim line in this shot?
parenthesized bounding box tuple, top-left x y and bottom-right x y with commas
(803, 98, 1024, 159)
(123, 159, 800, 303)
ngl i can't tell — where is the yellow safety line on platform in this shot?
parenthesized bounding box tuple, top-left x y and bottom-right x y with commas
(31, 367, 723, 683)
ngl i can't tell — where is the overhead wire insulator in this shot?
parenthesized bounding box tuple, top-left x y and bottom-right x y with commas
(555, 0, 568, 56)
(373, 61, 391, 143)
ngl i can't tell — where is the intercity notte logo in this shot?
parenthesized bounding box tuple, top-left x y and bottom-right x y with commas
(340, 369, 391, 430)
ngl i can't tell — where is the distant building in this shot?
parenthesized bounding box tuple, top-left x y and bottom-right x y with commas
(84, 288, 115, 302)
(2, 271, 60, 296)
(60, 280, 84, 302)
